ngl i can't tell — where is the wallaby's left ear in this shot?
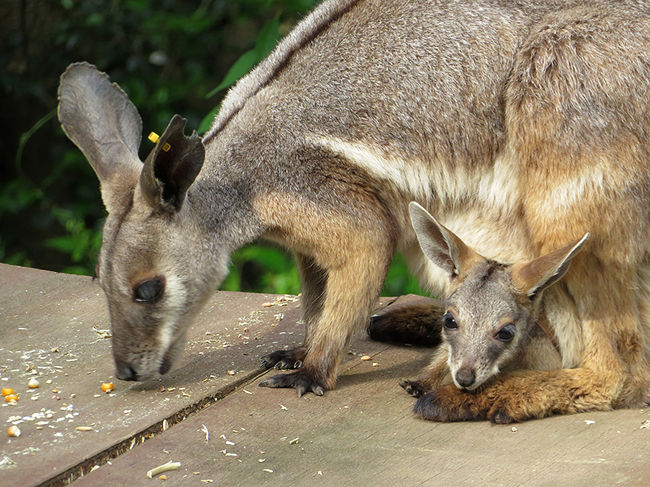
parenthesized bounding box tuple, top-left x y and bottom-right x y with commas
(140, 115, 205, 213)
(408, 202, 482, 277)
(512, 233, 590, 299)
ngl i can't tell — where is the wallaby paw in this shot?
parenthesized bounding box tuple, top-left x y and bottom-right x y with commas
(413, 386, 487, 422)
(489, 408, 516, 424)
(260, 347, 306, 370)
(399, 379, 427, 398)
(258, 370, 326, 397)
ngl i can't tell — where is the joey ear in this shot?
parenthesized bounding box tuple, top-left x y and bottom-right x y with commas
(58, 62, 143, 212)
(408, 202, 481, 277)
(139, 115, 205, 213)
(512, 233, 590, 299)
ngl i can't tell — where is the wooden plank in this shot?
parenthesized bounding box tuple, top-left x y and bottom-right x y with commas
(0, 264, 391, 486)
(74, 343, 650, 487)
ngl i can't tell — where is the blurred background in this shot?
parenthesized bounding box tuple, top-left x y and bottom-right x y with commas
(1, 0, 422, 296)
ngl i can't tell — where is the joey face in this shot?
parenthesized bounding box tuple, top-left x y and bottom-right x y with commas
(96, 197, 229, 382)
(442, 262, 533, 391)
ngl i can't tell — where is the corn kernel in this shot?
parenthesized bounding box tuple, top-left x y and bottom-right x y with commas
(101, 382, 114, 393)
(1, 387, 15, 396)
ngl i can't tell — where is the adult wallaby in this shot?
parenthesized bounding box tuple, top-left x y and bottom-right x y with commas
(58, 0, 649, 418)
(398, 203, 588, 422)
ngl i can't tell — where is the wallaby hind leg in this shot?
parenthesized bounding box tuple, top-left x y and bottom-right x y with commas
(369, 294, 444, 346)
(261, 253, 327, 370)
(260, 236, 394, 396)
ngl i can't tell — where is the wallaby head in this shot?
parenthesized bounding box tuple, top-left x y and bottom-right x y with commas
(409, 202, 589, 391)
(58, 63, 225, 381)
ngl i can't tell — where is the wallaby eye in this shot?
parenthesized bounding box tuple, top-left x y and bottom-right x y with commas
(443, 312, 458, 331)
(133, 278, 165, 303)
(495, 324, 516, 342)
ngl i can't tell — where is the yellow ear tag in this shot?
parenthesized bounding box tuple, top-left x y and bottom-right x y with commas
(147, 132, 171, 152)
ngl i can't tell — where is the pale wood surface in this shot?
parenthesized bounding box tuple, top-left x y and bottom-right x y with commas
(1, 264, 648, 486)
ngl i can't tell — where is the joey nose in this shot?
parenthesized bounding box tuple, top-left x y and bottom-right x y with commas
(455, 366, 475, 388)
(115, 360, 137, 381)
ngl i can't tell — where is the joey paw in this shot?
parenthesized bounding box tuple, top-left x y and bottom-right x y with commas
(259, 370, 326, 397)
(413, 386, 488, 422)
(399, 379, 427, 398)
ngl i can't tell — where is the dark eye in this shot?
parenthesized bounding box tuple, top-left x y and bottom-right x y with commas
(133, 278, 165, 303)
(443, 312, 458, 331)
(495, 324, 516, 342)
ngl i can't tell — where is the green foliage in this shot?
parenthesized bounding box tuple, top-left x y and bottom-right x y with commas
(1, 0, 423, 297)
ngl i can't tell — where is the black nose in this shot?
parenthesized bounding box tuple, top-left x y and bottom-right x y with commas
(455, 366, 475, 388)
(115, 360, 137, 381)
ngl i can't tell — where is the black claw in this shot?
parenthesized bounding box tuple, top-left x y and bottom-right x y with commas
(260, 348, 306, 370)
(257, 370, 326, 397)
(294, 360, 303, 369)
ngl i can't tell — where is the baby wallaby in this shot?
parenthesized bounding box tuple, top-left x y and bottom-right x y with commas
(400, 203, 588, 422)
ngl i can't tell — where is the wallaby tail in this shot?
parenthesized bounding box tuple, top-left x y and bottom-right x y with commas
(368, 295, 444, 347)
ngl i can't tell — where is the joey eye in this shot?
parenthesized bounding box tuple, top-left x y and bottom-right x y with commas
(442, 312, 458, 331)
(495, 324, 516, 342)
(133, 277, 165, 303)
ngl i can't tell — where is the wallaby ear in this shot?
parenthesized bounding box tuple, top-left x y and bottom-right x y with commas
(512, 233, 590, 299)
(139, 115, 205, 213)
(408, 202, 481, 277)
(58, 62, 143, 212)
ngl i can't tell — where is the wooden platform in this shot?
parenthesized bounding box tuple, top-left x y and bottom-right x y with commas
(1, 264, 648, 486)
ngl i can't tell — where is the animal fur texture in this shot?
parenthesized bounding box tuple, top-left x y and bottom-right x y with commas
(57, 0, 649, 420)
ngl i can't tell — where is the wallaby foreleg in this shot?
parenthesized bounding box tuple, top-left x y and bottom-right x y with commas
(261, 253, 327, 370)
(260, 240, 393, 396)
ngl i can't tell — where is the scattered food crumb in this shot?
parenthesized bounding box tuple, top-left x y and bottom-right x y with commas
(360, 355, 371, 361)
(243, 389, 253, 395)
(76, 426, 93, 432)
(640, 420, 650, 430)
(5, 394, 18, 403)
(262, 302, 273, 308)
(289, 437, 299, 445)
(227, 370, 235, 376)
(584, 420, 595, 425)
(2, 387, 15, 397)
(263, 468, 274, 473)
(511, 426, 518, 432)
(280, 404, 288, 411)
(28, 378, 40, 389)
(101, 383, 114, 393)
(258, 458, 266, 463)
(372, 363, 379, 367)
(159, 474, 167, 481)
(146, 461, 181, 479)
(8, 425, 21, 437)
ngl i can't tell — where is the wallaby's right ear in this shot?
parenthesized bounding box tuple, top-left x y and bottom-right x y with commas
(408, 202, 481, 277)
(58, 62, 143, 213)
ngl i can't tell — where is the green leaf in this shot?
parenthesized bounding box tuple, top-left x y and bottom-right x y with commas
(205, 49, 258, 98)
(198, 104, 221, 134)
(255, 18, 280, 58)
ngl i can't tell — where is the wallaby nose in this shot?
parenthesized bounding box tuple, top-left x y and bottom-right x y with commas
(455, 366, 476, 388)
(115, 360, 137, 381)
